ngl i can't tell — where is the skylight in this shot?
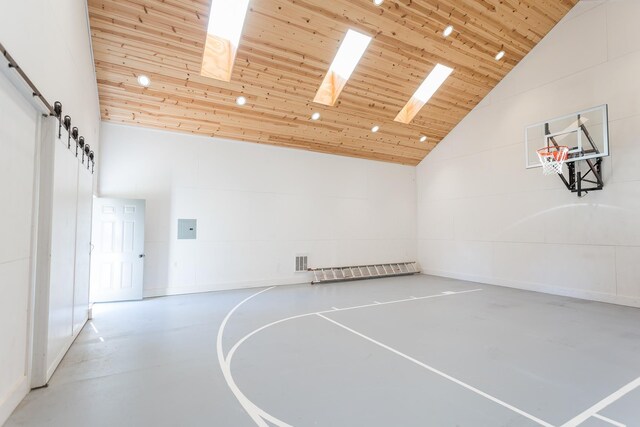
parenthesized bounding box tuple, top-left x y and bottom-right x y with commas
(201, 0, 250, 82)
(395, 64, 453, 124)
(314, 29, 372, 106)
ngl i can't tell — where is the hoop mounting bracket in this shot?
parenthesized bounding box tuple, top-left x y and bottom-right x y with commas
(558, 158, 604, 197)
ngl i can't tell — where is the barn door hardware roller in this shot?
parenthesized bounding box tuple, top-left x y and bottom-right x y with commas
(1, 42, 97, 174)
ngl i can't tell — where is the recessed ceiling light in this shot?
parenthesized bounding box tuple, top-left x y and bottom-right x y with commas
(443, 25, 454, 37)
(201, 0, 250, 82)
(495, 50, 505, 60)
(420, 135, 427, 143)
(371, 125, 380, 133)
(373, 0, 384, 5)
(311, 112, 321, 121)
(314, 29, 372, 106)
(236, 96, 247, 106)
(137, 75, 150, 87)
(395, 63, 454, 124)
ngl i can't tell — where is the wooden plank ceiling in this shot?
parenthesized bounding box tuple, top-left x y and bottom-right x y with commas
(88, 0, 577, 165)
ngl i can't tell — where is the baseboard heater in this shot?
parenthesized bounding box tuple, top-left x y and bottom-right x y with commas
(309, 262, 420, 285)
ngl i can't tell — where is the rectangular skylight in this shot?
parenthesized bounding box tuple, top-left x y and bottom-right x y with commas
(201, 0, 250, 82)
(314, 29, 372, 106)
(395, 64, 453, 124)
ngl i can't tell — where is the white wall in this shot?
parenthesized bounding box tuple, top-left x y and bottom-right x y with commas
(99, 123, 417, 296)
(416, 0, 640, 307)
(0, 0, 100, 423)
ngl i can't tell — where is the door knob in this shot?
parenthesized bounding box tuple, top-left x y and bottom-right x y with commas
(139, 254, 145, 258)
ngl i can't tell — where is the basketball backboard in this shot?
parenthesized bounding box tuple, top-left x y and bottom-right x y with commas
(525, 105, 609, 169)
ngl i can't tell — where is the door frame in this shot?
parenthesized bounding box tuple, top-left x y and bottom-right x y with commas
(89, 197, 146, 303)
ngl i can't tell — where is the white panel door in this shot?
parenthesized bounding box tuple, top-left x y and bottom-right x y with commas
(90, 198, 145, 302)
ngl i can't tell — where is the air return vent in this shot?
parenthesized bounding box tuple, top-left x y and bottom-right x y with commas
(295, 256, 308, 272)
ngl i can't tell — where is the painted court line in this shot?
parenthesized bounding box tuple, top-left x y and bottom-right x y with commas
(317, 313, 554, 427)
(560, 376, 640, 427)
(226, 288, 484, 368)
(225, 289, 483, 368)
(221, 287, 484, 427)
(592, 413, 626, 427)
(320, 288, 482, 314)
(216, 286, 293, 427)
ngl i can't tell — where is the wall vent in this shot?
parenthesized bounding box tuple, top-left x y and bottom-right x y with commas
(295, 255, 308, 272)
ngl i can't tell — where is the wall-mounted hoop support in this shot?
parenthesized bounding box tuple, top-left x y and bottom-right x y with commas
(526, 105, 609, 197)
(562, 158, 603, 197)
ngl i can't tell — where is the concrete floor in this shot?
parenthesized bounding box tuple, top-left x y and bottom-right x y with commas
(6, 275, 640, 427)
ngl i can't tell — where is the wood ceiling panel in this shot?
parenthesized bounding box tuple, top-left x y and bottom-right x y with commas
(89, 0, 577, 165)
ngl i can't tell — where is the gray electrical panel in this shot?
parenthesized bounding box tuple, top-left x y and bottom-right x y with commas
(178, 219, 197, 239)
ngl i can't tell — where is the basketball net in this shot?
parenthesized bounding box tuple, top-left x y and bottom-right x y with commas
(537, 146, 569, 175)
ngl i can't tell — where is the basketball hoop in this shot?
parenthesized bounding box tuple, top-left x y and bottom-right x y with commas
(537, 145, 569, 175)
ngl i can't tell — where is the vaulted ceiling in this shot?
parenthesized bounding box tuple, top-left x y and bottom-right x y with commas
(88, 0, 577, 165)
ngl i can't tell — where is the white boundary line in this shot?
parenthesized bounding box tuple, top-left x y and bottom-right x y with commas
(559, 376, 640, 427)
(220, 287, 483, 426)
(220, 286, 640, 427)
(226, 288, 484, 371)
(316, 313, 554, 427)
(592, 413, 626, 427)
(318, 288, 483, 314)
(226, 289, 484, 372)
(216, 287, 293, 427)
